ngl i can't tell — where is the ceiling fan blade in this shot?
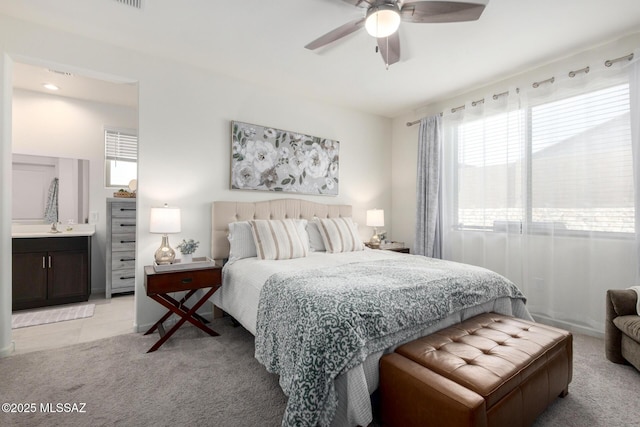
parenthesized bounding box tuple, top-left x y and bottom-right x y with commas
(340, 0, 374, 8)
(305, 18, 365, 50)
(377, 32, 401, 67)
(400, 1, 486, 23)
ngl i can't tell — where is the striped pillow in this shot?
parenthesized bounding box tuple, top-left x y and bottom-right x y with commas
(315, 217, 364, 253)
(249, 219, 310, 260)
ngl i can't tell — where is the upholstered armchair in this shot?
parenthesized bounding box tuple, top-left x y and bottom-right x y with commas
(605, 289, 640, 371)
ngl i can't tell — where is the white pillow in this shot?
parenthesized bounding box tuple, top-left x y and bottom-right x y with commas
(314, 217, 364, 253)
(228, 221, 257, 261)
(249, 219, 310, 260)
(306, 221, 326, 252)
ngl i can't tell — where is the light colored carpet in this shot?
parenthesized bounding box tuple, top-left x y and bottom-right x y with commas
(532, 333, 640, 427)
(11, 304, 95, 329)
(1, 318, 286, 427)
(1, 319, 639, 426)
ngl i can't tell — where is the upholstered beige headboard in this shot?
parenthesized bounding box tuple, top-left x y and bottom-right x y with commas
(211, 198, 352, 261)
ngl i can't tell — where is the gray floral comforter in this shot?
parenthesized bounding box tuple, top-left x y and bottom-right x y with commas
(255, 256, 526, 427)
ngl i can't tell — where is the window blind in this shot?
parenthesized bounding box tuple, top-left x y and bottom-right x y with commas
(105, 129, 138, 162)
(531, 84, 632, 233)
(456, 110, 525, 229)
(454, 81, 633, 235)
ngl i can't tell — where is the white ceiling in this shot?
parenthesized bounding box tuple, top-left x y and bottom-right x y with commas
(12, 62, 138, 108)
(2, 0, 640, 118)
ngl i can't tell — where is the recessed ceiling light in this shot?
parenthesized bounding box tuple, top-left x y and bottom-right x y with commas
(43, 83, 59, 91)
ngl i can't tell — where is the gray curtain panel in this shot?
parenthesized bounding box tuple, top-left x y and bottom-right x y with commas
(415, 115, 442, 258)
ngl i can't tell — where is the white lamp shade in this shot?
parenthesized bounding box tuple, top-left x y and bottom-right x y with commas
(365, 6, 401, 38)
(150, 205, 181, 234)
(366, 209, 385, 227)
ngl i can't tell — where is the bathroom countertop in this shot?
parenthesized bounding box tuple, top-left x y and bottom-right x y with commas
(12, 223, 96, 238)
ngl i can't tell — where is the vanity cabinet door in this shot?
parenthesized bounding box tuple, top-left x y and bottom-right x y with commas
(48, 250, 89, 301)
(12, 252, 48, 310)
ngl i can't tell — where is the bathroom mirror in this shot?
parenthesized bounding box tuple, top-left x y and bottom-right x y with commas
(12, 153, 90, 224)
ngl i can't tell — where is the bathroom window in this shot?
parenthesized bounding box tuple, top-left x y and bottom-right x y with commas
(105, 128, 138, 188)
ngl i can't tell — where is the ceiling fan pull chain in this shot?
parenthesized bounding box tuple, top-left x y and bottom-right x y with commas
(385, 36, 390, 70)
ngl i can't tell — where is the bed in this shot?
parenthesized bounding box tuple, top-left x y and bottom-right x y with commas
(210, 199, 532, 427)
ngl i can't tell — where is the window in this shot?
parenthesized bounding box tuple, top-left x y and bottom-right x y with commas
(105, 128, 138, 188)
(530, 84, 632, 233)
(455, 82, 633, 235)
(456, 110, 525, 230)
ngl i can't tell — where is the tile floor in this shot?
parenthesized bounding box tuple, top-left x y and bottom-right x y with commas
(9, 293, 135, 356)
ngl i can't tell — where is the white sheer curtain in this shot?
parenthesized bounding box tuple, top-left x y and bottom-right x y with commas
(441, 57, 639, 334)
(630, 50, 640, 283)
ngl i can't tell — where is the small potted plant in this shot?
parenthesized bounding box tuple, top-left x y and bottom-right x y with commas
(176, 239, 199, 263)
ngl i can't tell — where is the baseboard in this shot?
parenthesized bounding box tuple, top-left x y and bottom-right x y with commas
(0, 341, 15, 358)
(532, 313, 604, 339)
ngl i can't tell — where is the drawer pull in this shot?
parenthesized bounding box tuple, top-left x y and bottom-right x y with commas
(120, 240, 136, 244)
(120, 257, 136, 262)
(181, 278, 193, 284)
(119, 224, 136, 227)
(119, 208, 136, 211)
(120, 276, 135, 280)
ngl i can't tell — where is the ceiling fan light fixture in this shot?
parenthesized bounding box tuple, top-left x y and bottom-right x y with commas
(365, 3, 401, 38)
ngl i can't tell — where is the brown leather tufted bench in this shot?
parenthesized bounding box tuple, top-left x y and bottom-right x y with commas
(379, 313, 572, 427)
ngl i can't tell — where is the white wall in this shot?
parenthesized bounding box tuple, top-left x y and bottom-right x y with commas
(1, 53, 13, 356)
(391, 33, 640, 335)
(12, 89, 137, 293)
(0, 14, 392, 353)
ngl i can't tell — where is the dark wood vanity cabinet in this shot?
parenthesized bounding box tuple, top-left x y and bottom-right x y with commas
(12, 237, 91, 310)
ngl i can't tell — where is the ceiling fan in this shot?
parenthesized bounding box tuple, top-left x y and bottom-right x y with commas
(304, 0, 488, 68)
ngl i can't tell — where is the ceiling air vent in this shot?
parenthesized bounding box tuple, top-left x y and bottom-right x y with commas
(114, 0, 142, 9)
(48, 69, 73, 77)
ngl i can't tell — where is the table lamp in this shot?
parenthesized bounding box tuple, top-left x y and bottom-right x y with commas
(366, 209, 384, 248)
(150, 203, 181, 264)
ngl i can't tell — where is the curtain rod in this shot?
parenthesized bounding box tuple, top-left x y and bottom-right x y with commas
(406, 89, 514, 126)
(406, 51, 634, 127)
(406, 111, 444, 127)
(605, 53, 634, 67)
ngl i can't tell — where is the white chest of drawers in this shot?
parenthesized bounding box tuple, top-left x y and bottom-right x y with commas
(106, 198, 136, 297)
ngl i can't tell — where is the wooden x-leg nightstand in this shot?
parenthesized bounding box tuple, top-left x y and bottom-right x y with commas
(143, 264, 222, 353)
